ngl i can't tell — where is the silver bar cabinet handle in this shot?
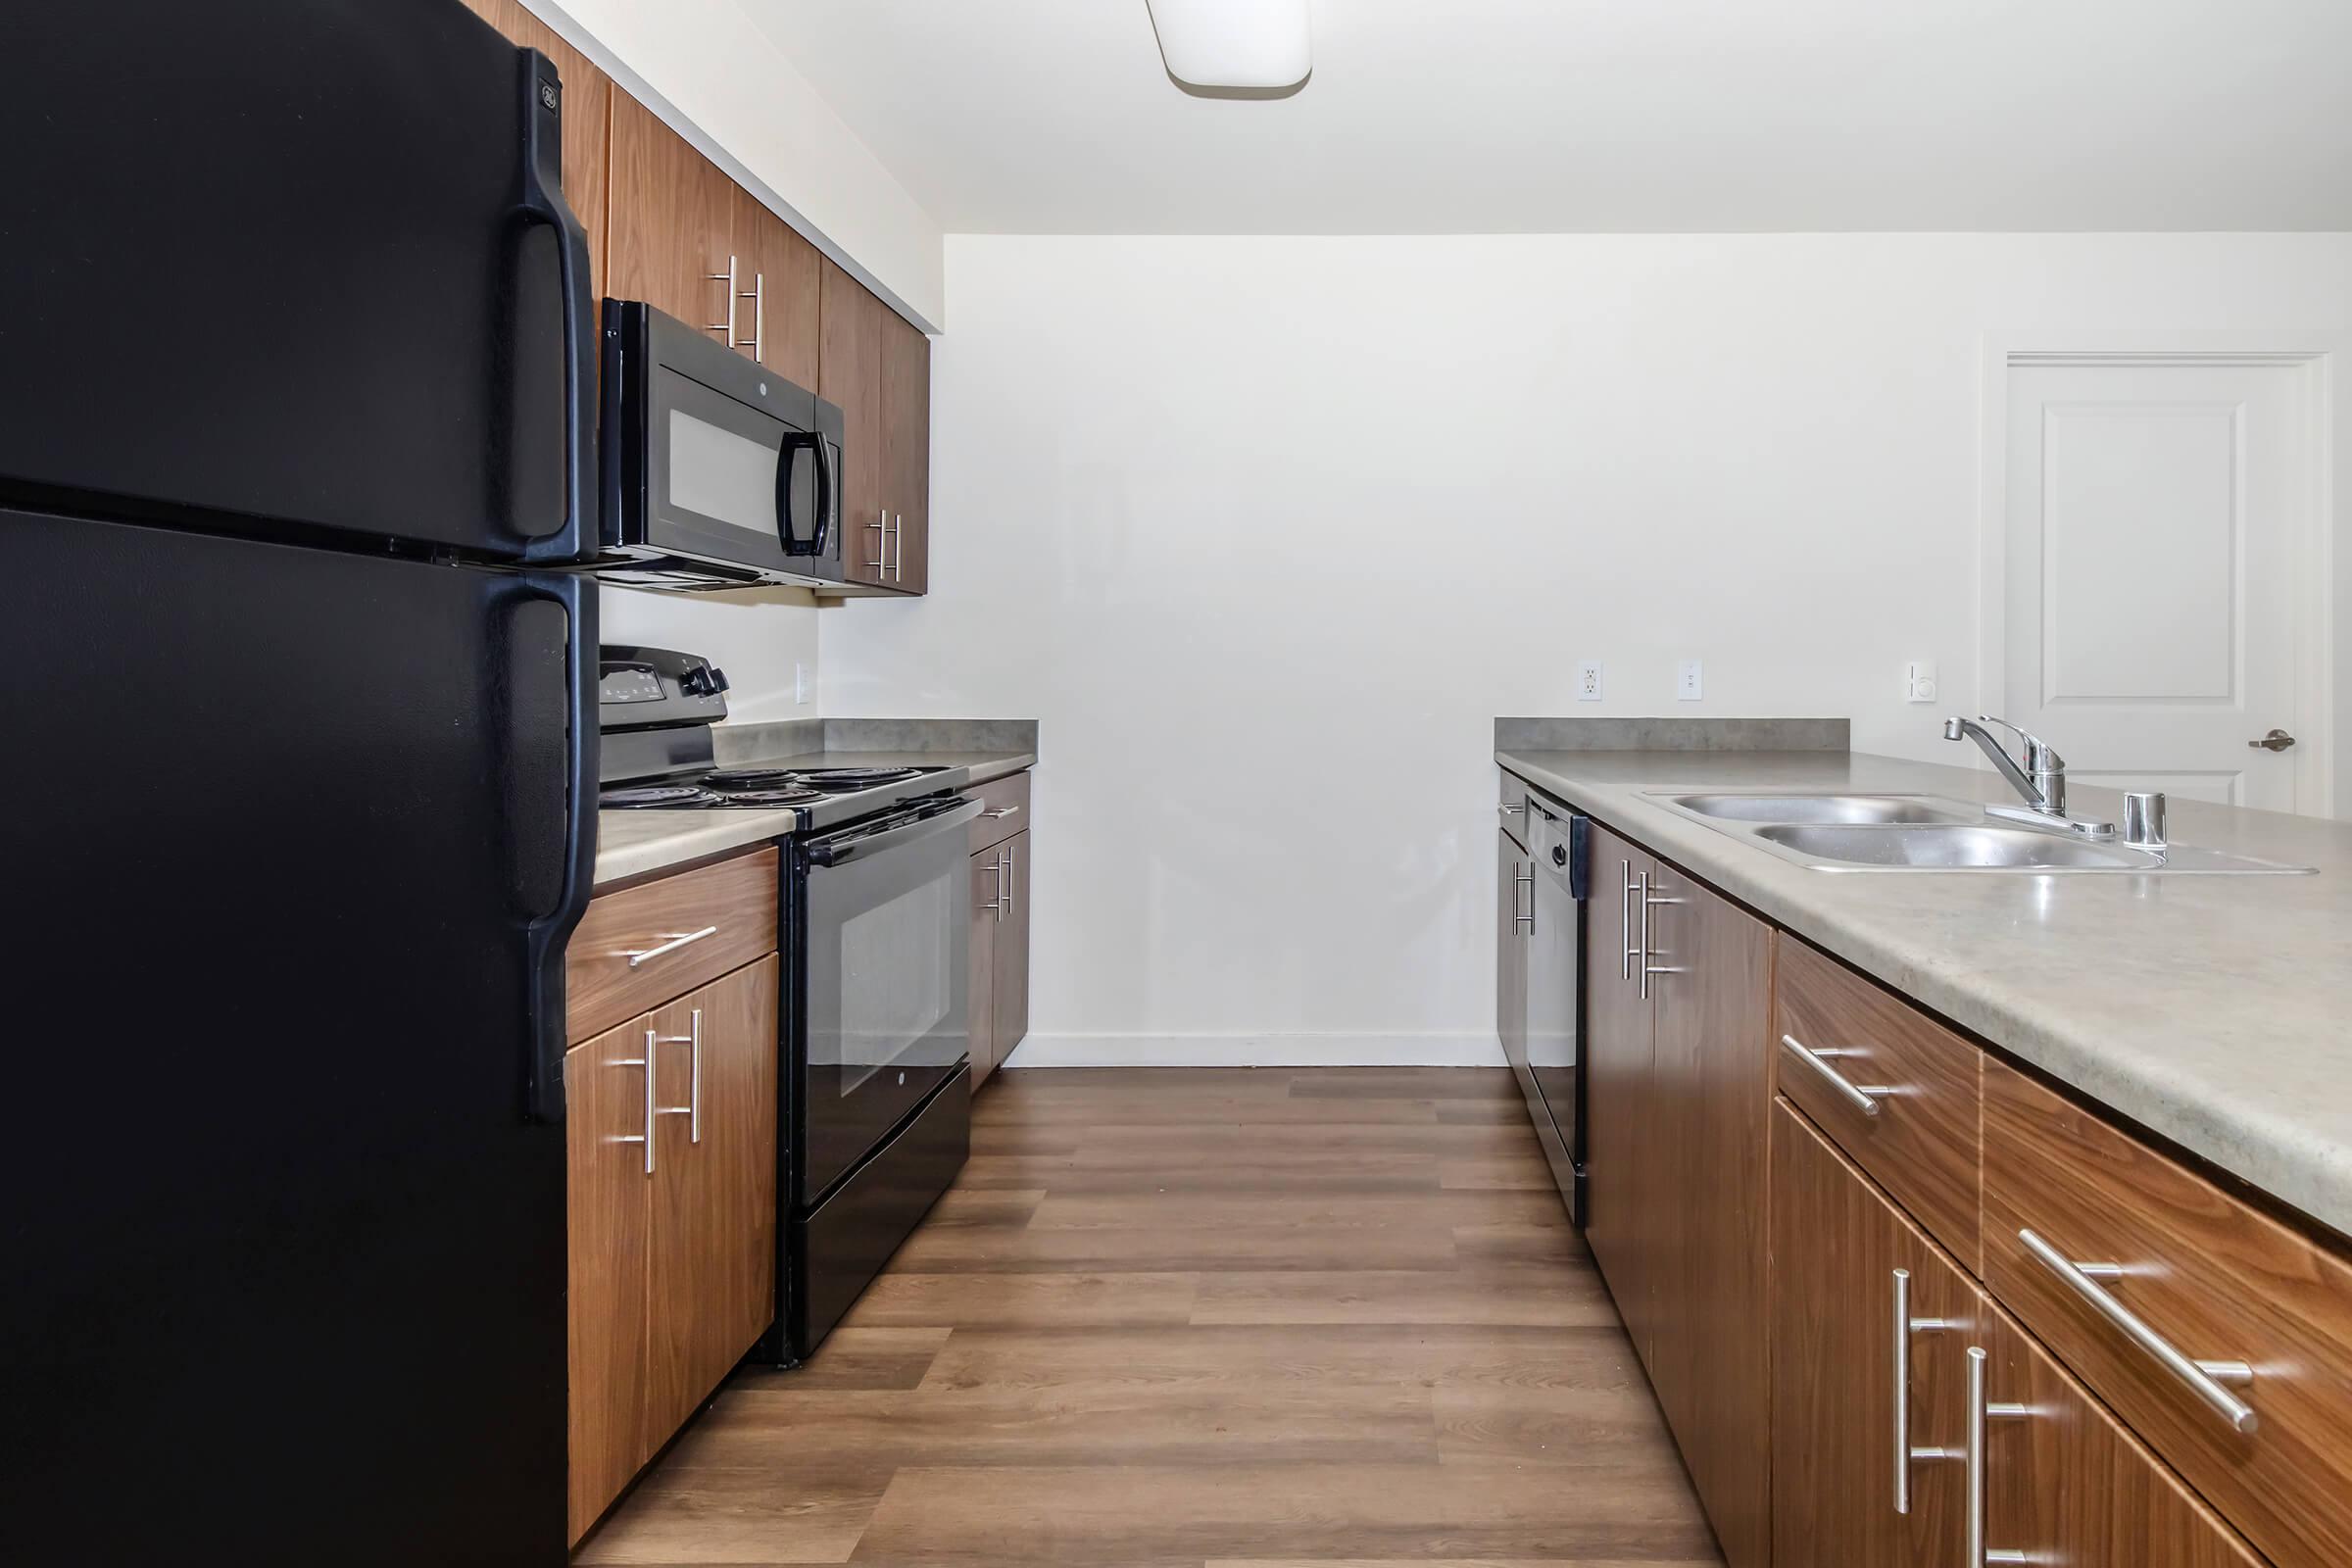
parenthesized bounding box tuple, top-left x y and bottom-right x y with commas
(1619, 858, 1638, 980)
(1965, 1346, 2034, 1566)
(891, 513, 905, 581)
(738, 270, 765, 361)
(652, 1008, 702, 1143)
(708, 254, 738, 339)
(2016, 1227, 2257, 1434)
(867, 517, 887, 572)
(1640, 873, 1685, 997)
(625, 925, 718, 969)
(1000, 844, 1015, 917)
(979, 858, 1003, 914)
(1891, 1268, 1958, 1514)
(1780, 1033, 1891, 1119)
(1513, 861, 1535, 933)
(610, 1034, 657, 1176)
(986, 805, 1022, 819)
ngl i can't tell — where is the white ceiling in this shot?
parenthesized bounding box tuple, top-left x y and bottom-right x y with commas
(739, 0, 2352, 233)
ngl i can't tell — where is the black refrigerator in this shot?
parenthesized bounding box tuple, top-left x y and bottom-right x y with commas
(0, 4, 599, 1560)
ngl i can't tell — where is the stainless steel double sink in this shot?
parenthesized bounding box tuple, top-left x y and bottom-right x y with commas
(1646, 793, 2314, 874)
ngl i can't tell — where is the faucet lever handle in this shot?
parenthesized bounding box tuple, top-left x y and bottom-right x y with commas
(1975, 714, 2063, 771)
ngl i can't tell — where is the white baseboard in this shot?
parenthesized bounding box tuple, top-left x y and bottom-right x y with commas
(999, 1033, 1507, 1069)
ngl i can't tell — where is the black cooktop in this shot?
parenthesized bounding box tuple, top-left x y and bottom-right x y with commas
(600, 764, 945, 810)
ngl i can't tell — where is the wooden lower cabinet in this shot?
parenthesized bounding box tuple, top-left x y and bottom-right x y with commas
(645, 956, 778, 1441)
(564, 1014, 657, 1544)
(1774, 1099, 2261, 1568)
(967, 827, 1032, 1086)
(1644, 858, 1773, 1568)
(565, 955, 779, 1543)
(1582, 819, 1658, 1360)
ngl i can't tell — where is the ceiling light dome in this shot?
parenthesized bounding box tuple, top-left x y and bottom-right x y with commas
(1146, 0, 1312, 91)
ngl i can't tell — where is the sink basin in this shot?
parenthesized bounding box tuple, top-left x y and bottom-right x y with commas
(1667, 793, 1972, 825)
(1754, 822, 2159, 870)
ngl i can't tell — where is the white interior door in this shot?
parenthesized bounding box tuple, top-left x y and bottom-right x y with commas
(2003, 357, 2318, 812)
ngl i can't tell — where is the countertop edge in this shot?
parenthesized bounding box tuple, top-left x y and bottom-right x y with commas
(1497, 747, 2352, 1242)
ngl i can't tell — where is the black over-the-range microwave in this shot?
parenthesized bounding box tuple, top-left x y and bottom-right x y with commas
(593, 298, 847, 589)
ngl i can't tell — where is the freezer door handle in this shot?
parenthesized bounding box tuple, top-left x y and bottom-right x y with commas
(511, 47, 597, 564)
(513, 572, 597, 1123)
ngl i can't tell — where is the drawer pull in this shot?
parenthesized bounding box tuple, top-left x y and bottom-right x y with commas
(1782, 1033, 1891, 1119)
(2017, 1227, 2259, 1435)
(624, 925, 718, 969)
(984, 805, 1022, 819)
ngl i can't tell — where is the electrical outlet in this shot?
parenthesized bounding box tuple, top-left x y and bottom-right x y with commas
(794, 662, 810, 705)
(1577, 661, 1604, 702)
(1677, 660, 1703, 701)
(1904, 660, 1938, 704)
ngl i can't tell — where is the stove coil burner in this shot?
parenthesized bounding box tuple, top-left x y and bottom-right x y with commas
(788, 765, 929, 792)
(702, 767, 804, 790)
(600, 784, 718, 808)
(716, 787, 825, 808)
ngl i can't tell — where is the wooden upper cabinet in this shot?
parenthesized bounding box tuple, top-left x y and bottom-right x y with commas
(731, 185, 820, 387)
(1643, 858, 1773, 1568)
(1581, 819, 1657, 1364)
(564, 1017, 656, 1544)
(819, 257, 887, 586)
(880, 307, 932, 592)
(608, 92, 735, 344)
(645, 956, 779, 1443)
(457, 0, 612, 304)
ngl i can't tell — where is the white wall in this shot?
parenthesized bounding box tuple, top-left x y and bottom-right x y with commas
(524, 0, 944, 327)
(600, 585, 821, 723)
(822, 232, 2352, 1065)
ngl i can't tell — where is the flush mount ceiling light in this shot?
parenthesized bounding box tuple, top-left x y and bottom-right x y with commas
(1145, 0, 1312, 93)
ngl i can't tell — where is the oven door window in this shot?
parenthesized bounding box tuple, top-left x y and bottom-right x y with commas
(647, 366, 823, 571)
(801, 820, 970, 1200)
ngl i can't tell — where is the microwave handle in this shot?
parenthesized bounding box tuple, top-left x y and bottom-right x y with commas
(774, 430, 834, 559)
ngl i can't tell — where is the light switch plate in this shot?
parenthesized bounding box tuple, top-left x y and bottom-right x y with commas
(1676, 660, 1702, 701)
(1904, 660, 1937, 704)
(1578, 662, 1604, 702)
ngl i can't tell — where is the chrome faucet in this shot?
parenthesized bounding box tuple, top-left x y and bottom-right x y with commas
(1942, 715, 2118, 841)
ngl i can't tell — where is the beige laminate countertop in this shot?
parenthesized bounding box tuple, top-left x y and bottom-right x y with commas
(1497, 747, 2352, 1238)
(592, 749, 1034, 889)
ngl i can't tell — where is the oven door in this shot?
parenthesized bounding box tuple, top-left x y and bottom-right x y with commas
(797, 796, 981, 1202)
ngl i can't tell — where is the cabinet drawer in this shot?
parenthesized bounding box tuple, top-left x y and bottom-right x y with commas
(968, 770, 1030, 855)
(1774, 935, 1982, 1264)
(565, 849, 778, 1043)
(1984, 1057, 2352, 1568)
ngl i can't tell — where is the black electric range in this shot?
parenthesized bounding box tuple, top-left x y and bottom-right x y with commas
(598, 646, 975, 1366)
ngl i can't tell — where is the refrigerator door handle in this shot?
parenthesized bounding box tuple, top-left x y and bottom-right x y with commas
(513, 571, 598, 1123)
(512, 47, 597, 564)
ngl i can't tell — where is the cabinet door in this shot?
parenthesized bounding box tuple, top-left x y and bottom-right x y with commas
(1982, 1308, 2264, 1568)
(1773, 1100, 1963, 1568)
(968, 849, 1000, 1086)
(1495, 828, 1528, 1082)
(1582, 820, 1656, 1361)
(565, 1016, 656, 1544)
(992, 832, 1032, 1061)
(732, 185, 820, 386)
(1646, 859, 1774, 1568)
(608, 92, 735, 345)
(645, 956, 779, 1442)
(458, 0, 612, 303)
(819, 257, 886, 586)
(880, 307, 932, 592)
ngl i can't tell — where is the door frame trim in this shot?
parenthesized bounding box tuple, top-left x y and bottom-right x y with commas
(1976, 331, 2348, 817)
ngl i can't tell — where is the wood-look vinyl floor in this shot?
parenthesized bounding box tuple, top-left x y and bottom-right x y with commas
(575, 1066, 1722, 1567)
